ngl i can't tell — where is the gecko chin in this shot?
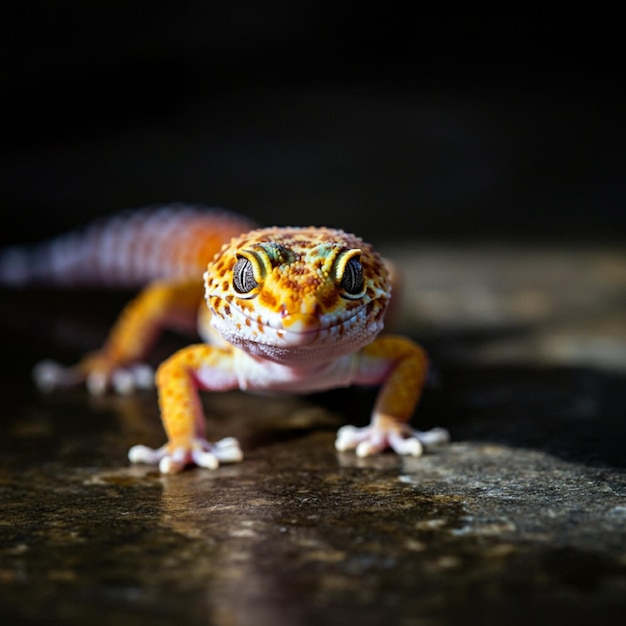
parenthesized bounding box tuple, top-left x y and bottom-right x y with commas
(220, 328, 380, 365)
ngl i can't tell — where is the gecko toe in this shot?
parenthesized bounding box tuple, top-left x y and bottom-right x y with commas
(335, 425, 367, 452)
(191, 450, 220, 470)
(111, 364, 155, 395)
(212, 437, 244, 463)
(128, 444, 167, 465)
(388, 432, 424, 457)
(33, 360, 83, 392)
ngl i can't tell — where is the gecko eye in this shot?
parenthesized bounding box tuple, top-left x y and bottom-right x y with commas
(339, 257, 365, 296)
(232, 257, 259, 294)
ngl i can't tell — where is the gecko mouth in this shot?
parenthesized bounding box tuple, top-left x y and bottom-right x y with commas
(210, 296, 373, 349)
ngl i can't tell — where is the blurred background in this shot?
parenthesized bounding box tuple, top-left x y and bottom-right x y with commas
(1, 2, 624, 246)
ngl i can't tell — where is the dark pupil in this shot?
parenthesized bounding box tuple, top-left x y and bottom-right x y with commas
(340, 258, 364, 294)
(233, 257, 258, 293)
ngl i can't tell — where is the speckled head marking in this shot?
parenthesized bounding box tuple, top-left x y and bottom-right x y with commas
(204, 226, 390, 364)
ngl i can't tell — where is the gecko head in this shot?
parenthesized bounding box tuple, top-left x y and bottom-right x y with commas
(203, 226, 391, 365)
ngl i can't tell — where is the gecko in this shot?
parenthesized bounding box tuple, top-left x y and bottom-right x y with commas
(0, 205, 449, 473)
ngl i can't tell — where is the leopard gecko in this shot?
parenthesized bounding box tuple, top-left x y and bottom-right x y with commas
(0, 206, 449, 472)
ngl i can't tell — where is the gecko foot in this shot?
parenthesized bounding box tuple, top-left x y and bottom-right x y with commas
(33, 359, 154, 395)
(335, 422, 449, 458)
(128, 437, 243, 474)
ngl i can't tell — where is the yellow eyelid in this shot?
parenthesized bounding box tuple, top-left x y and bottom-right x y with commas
(236, 248, 268, 284)
(333, 248, 362, 283)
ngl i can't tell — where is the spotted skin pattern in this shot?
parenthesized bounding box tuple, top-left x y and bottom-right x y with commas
(1, 207, 449, 472)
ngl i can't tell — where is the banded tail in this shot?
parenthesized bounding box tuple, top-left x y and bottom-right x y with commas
(0, 205, 255, 288)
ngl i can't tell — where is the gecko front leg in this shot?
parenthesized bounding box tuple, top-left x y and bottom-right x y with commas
(128, 344, 243, 473)
(336, 336, 449, 457)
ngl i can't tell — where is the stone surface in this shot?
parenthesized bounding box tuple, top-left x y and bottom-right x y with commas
(1, 244, 625, 625)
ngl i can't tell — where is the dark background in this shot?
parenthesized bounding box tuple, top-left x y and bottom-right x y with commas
(1, 2, 624, 246)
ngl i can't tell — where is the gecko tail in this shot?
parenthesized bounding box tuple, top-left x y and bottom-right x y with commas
(0, 246, 34, 286)
(0, 229, 100, 287)
(0, 205, 255, 289)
